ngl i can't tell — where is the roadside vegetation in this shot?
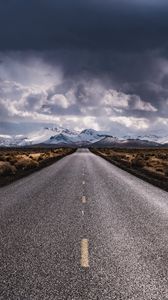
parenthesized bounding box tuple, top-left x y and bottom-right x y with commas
(91, 148, 168, 192)
(0, 148, 76, 187)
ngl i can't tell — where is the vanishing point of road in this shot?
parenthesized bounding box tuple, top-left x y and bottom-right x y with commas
(0, 149, 168, 300)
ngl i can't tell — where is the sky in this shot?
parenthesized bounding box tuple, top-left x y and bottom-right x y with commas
(0, 0, 168, 136)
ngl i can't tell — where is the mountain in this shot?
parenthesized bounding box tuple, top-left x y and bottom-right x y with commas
(27, 127, 78, 145)
(91, 137, 161, 148)
(46, 133, 77, 146)
(0, 127, 167, 148)
(0, 135, 29, 147)
(79, 129, 111, 140)
(0, 127, 114, 147)
(123, 134, 168, 145)
(45, 128, 113, 147)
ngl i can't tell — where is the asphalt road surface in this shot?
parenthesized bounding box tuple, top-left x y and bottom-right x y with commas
(1, 149, 168, 300)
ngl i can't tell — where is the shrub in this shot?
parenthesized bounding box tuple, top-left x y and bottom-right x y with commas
(132, 158, 146, 168)
(0, 161, 17, 176)
(0, 155, 6, 161)
(15, 158, 39, 170)
(156, 168, 163, 173)
(165, 168, 168, 177)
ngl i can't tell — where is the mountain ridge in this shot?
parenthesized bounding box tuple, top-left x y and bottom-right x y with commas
(0, 127, 168, 148)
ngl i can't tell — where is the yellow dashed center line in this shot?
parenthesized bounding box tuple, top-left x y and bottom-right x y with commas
(81, 239, 89, 268)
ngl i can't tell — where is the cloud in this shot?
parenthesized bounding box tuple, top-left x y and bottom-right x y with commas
(0, 58, 161, 136)
(103, 90, 157, 112)
(49, 94, 70, 109)
(0, 0, 168, 52)
(0, 1, 168, 135)
(109, 116, 149, 130)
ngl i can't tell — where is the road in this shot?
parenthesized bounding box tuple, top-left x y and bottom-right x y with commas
(0, 149, 168, 300)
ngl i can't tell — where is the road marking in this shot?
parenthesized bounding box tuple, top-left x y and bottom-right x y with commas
(82, 181, 85, 185)
(82, 196, 86, 203)
(82, 210, 84, 216)
(81, 239, 89, 268)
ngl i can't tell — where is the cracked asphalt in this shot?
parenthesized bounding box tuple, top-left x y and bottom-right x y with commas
(0, 149, 168, 299)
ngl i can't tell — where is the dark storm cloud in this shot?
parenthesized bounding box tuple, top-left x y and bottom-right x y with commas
(1, 0, 168, 135)
(0, 0, 168, 52)
(1, 0, 168, 84)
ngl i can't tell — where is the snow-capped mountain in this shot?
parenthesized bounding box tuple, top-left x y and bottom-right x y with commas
(25, 127, 78, 145)
(123, 134, 168, 144)
(91, 137, 161, 148)
(45, 128, 113, 146)
(0, 135, 29, 147)
(0, 127, 114, 147)
(47, 133, 77, 145)
(137, 135, 168, 144)
(79, 129, 112, 142)
(0, 127, 167, 147)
